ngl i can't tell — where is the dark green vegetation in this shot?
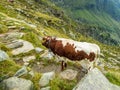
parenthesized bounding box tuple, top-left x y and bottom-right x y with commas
(51, 0, 120, 46)
(0, 0, 120, 89)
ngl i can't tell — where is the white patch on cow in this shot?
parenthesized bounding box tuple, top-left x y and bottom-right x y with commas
(56, 38, 74, 47)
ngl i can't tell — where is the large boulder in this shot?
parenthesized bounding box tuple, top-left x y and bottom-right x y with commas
(73, 68, 120, 90)
(2, 77, 33, 90)
(11, 39, 34, 55)
(39, 71, 55, 87)
(0, 50, 9, 62)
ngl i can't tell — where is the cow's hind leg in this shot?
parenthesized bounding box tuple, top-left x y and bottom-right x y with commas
(61, 60, 67, 71)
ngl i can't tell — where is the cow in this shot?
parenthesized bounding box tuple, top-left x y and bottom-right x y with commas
(42, 36, 100, 71)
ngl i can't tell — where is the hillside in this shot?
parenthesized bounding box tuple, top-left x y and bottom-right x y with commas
(0, 0, 120, 90)
(51, 0, 120, 46)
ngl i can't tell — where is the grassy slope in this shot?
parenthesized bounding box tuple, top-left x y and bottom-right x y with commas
(0, 0, 120, 89)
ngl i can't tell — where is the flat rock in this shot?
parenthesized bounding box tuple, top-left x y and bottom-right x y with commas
(2, 77, 33, 90)
(23, 55, 36, 62)
(6, 41, 23, 49)
(8, 26, 17, 29)
(11, 39, 34, 55)
(0, 50, 9, 62)
(60, 69, 78, 80)
(73, 68, 120, 90)
(0, 32, 24, 43)
(39, 71, 55, 87)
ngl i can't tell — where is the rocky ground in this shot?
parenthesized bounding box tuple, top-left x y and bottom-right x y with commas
(0, 29, 120, 90)
(0, 0, 120, 90)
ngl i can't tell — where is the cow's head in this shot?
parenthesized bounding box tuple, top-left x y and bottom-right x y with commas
(42, 36, 52, 48)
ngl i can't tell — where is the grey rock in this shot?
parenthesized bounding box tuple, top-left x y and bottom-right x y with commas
(41, 50, 54, 59)
(2, 77, 33, 90)
(14, 66, 28, 77)
(39, 71, 55, 87)
(23, 56, 36, 62)
(41, 86, 51, 90)
(11, 39, 34, 55)
(73, 68, 120, 90)
(6, 41, 23, 49)
(5, 32, 24, 41)
(35, 47, 43, 53)
(0, 50, 9, 61)
(60, 69, 78, 80)
(23, 56, 36, 66)
(8, 26, 16, 29)
(28, 71, 35, 78)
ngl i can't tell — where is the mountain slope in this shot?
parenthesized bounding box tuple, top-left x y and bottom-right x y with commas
(0, 0, 120, 89)
(51, 0, 120, 46)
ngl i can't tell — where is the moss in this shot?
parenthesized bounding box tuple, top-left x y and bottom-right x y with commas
(0, 60, 21, 77)
(0, 25, 8, 34)
(50, 76, 77, 90)
(0, 43, 10, 52)
(105, 71, 120, 86)
(31, 73, 42, 90)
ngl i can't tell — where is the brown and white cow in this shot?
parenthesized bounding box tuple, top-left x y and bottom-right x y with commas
(42, 36, 100, 71)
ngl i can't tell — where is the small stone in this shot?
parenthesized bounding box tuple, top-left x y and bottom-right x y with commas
(40, 50, 54, 59)
(35, 47, 43, 53)
(8, 26, 16, 29)
(23, 56, 36, 62)
(14, 66, 28, 77)
(41, 86, 51, 90)
(0, 50, 9, 62)
(28, 71, 34, 78)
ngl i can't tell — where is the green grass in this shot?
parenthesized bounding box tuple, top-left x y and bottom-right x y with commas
(22, 32, 45, 48)
(0, 60, 21, 77)
(105, 71, 120, 86)
(50, 76, 77, 90)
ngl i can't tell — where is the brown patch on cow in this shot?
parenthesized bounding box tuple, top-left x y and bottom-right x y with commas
(54, 40, 65, 56)
(88, 52, 95, 62)
(63, 43, 90, 61)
